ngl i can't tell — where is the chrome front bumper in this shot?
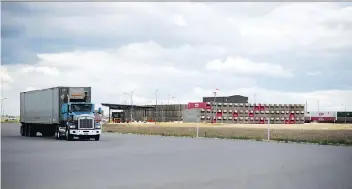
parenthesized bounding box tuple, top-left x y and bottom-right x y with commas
(69, 129, 101, 136)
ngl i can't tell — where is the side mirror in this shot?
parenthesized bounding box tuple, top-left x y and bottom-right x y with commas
(98, 107, 102, 114)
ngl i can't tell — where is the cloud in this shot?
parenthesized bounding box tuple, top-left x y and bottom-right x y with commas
(193, 87, 351, 112)
(1, 2, 352, 115)
(205, 56, 293, 78)
(1, 67, 13, 83)
(20, 66, 60, 76)
(306, 71, 323, 76)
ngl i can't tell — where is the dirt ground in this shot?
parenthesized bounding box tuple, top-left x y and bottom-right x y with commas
(102, 122, 352, 142)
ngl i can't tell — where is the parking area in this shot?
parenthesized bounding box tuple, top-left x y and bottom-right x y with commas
(2, 123, 352, 189)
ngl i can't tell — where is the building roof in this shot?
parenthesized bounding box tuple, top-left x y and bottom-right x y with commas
(101, 103, 155, 110)
(203, 95, 248, 98)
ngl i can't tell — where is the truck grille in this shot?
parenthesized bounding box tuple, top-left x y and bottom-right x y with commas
(78, 118, 94, 129)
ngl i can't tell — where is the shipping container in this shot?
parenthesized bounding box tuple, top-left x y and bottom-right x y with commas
(336, 117, 352, 123)
(306, 111, 337, 118)
(20, 87, 92, 124)
(337, 111, 352, 118)
(310, 117, 336, 121)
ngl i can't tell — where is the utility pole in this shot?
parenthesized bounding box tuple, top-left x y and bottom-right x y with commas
(342, 103, 346, 124)
(130, 91, 133, 122)
(168, 93, 171, 105)
(172, 96, 181, 123)
(124, 91, 134, 122)
(254, 94, 257, 104)
(1, 98, 7, 118)
(212, 92, 216, 123)
(155, 89, 158, 124)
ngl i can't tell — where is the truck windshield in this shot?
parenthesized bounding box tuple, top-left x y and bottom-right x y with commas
(71, 104, 92, 112)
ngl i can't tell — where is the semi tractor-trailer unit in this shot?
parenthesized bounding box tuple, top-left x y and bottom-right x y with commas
(20, 86, 102, 141)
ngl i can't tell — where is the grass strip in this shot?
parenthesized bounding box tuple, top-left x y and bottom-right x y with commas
(103, 124, 352, 146)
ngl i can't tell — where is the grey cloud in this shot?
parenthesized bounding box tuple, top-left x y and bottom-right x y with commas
(2, 2, 352, 115)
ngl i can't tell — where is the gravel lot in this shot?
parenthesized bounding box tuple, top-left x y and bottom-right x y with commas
(2, 123, 352, 189)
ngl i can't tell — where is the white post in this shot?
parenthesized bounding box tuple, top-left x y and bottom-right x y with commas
(196, 117, 200, 138)
(267, 118, 270, 141)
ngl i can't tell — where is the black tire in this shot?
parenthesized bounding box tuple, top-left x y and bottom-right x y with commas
(29, 125, 37, 137)
(94, 135, 100, 141)
(20, 125, 25, 136)
(56, 127, 62, 140)
(25, 124, 30, 137)
(66, 129, 73, 141)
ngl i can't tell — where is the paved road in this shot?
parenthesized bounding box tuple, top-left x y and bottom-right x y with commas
(2, 123, 352, 189)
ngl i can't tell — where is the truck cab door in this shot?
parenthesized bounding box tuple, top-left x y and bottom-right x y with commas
(62, 104, 69, 120)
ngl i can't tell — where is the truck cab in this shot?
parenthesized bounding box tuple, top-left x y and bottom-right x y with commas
(59, 102, 102, 141)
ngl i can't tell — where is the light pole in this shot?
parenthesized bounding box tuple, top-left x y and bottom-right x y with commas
(212, 91, 217, 123)
(155, 89, 158, 124)
(1, 97, 7, 117)
(168, 93, 171, 105)
(341, 103, 347, 124)
(124, 91, 134, 122)
(254, 93, 257, 105)
(172, 96, 181, 123)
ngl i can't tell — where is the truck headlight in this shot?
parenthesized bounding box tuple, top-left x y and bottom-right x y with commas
(95, 123, 101, 129)
(69, 125, 76, 129)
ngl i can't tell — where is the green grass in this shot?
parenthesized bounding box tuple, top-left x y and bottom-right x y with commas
(103, 124, 352, 146)
(1, 120, 19, 123)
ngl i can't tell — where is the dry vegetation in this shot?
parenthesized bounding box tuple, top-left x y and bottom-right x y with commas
(103, 122, 352, 145)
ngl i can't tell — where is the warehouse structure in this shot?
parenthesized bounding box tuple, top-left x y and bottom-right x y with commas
(103, 94, 250, 123)
(103, 93, 351, 124)
(101, 103, 155, 123)
(101, 103, 187, 123)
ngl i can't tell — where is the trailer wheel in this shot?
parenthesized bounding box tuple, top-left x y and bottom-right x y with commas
(20, 124, 25, 136)
(29, 125, 37, 137)
(25, 124, 30, 137)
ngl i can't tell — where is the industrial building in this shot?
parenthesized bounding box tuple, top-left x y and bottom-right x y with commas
(102, 94, 320, 124)
(198, 102, 306, 124)
(102, 94, 248, 123)
(101, 103, 187, 123)
(203, 95, 248, 103)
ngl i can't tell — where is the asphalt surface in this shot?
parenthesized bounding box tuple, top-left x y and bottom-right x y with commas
(2, 123, 352, 189)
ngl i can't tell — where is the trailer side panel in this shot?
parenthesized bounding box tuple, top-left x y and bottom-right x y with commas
(21, 87, 60, 124)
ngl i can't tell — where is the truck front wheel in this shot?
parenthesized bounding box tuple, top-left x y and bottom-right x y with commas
(66, 129, 73, 141)
(56, 127, 63, 140)
(94, 135, 100, 141)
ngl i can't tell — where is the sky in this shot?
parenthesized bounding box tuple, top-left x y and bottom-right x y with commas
(1, 2, 352, 116)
